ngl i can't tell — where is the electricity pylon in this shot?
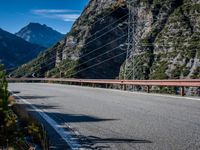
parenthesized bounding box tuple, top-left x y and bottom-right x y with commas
(124, 0, 138, 80)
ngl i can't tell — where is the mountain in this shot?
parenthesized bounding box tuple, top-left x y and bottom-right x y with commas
(15, 23, 64, 48)
(12, 0, 200, 80)
(0, 28, 44, 70)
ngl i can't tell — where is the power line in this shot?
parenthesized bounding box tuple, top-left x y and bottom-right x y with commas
(79, 33, 127, 58)
(35, 42, 125, 77)
(10, 6, 128, 74)
(20, 13, 129, 73)
(82, 15, 128, 48)
(64, 45, 124, 74)
(23, 32, 129, 77)
(16, 11, 200, 74)
(86, 14, 128, 40)
(23, 41, 200, 77)
(83, 4, 126, 29)
(67, 51, 127, 78)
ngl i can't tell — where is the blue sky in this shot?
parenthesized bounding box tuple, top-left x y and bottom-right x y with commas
(0, 0, 88, 34)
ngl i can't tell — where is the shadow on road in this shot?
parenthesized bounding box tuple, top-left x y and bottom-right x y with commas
(10, 91, 21, 94)
(85, 136, 152, 143)
(77, 135, 152, 149)
(45, 112, 117, 123)
(17, 102, 116, 123)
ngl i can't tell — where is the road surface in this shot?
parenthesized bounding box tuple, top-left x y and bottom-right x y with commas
(9, 83, 200, 150)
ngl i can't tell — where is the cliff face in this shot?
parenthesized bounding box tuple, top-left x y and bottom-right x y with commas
(13, 0, 200, 80)
(124, 0, 200, 80)
(55, 0, 128, 79)
(152, 0, 200, 79)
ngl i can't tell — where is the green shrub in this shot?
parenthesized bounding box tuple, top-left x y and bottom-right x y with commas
(150, 61, 168, 79)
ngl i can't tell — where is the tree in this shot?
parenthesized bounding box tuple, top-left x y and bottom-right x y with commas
(0, 64, 8, 110)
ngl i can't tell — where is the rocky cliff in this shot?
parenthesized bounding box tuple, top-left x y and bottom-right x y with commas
(126, 0, 200, 80)
(13, 0, 200, 80)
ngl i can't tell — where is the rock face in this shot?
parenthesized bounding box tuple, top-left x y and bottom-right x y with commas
(15, 23, 64, 48)
(125, 0, 200, 80)
(13, 0, 200, 80)
(0, 28, 44, 70)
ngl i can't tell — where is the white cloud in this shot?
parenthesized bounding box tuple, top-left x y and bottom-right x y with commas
(55, 14, 80, 22)
(32, 9, 80, 14)
(32, 9, 81, 22)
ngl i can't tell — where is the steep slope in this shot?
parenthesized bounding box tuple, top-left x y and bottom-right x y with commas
(12, 0, 200, 80)
(0, 28, 44, 70)
(121, 0, 200, 80)
(15, 23, 64, 48)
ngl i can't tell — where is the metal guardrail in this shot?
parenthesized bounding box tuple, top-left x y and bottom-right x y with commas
(7, 78, 200, 96)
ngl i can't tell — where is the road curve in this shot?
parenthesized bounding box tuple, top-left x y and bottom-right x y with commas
(9, 83, 200, 150)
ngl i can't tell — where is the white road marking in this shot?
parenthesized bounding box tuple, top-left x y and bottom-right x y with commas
(10, 91, 83, 150)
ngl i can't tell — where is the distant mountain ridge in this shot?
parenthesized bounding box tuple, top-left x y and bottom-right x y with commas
(15, 23, 64, 47)
(0, 28, 44, 69)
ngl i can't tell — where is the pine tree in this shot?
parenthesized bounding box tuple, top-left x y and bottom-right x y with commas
(0, 64, 8, 110)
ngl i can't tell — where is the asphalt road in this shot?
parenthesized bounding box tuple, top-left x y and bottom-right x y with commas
(9, 83, 200, 150)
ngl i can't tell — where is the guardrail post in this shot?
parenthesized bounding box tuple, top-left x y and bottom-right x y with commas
(123, 84, 126, 91)
(180, 86, 185, 96)
(105, 84, 108, 88)
(120, 84, 123, 90)
(132, 85, 134, 91)
(147, 85, 150, 93)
